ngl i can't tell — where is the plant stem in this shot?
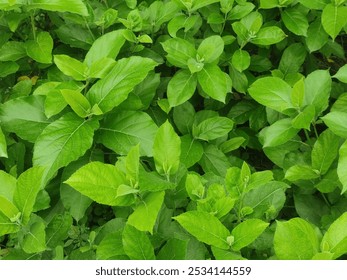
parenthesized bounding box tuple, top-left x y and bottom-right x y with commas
(30, 13, 36, 40)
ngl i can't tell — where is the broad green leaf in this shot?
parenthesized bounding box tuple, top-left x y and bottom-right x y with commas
(28, 0, 88, 16)
(161, 38, 196, 68)
(180, 135, 203, 168)
(46, 212, 73, 248)
(0, 61, 19, 77)
(259, 118, 299, 147)
(251, 26, 286, 45)
(333, 64, 347, 83)
(122, 225, 155, 260)
(84, 30, 126, 66)
(298, 0, 329, 9)
(0, 95, 49, 142)
(13, 166, 45, 225)
(220, 137, 246, 153)
(304, 70, 331, 116)
(231, 219, 269, 251)
(259, 0, 280, 9)
(243, 181, 289, 220)
(0, 170, 16, 201)
(321, 212, 347, 259)
(64, 162, 129, 206)
(0, 213, 19, 236)
(312, 129, 340, 175)
(173, 102, 195, 135)
(248, 77, 293, 113)
(279, 43, 307, 76)
(197, 35, 224, 63)
(191, 0, 220, 11)
(290, 78, 305, 108)
(33, 113, 99, 180)
(167, 69, 197, 107)
(21, 217, 46, 254)
(25, 32, 53, 64)
(0, 41, 26, 61)
(0, 127, 7, 158)
(274, 218, 320, 260)
(281, 7, 309, 36)
(193, 116, 234, 141)
(60, 89, 91, 118)
(228, 3, 255, 21)
(197, 64, 232, 103)
(186, 173, 205, 201)
(305, 19, 329, 52)
(174, 211, 230, 249)
(322, 111, 347, 138)
(125, 145, 140, 185)
(322, 4, 347, 40)
(157, 238, 188, 260)
(86, 57, 158, 113)
(127, 191, 165, 234)
(285, 165, 320, 181)
(153, 120, 181, 176)
(0, 195, 20, 220)
(199, 144, 231, 177)
(98, 111, 157, 157)
(338, 140, 347, 194)
(232, 49, 251, 72)
(138, 168, 176, 192)
(97, 231, 127, 260)
(53, 55, 87, 81)
(87, 57, 116, 79)
(212, 247, 245, 260)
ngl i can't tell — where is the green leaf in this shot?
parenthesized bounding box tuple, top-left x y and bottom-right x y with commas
(138, 168, 176, 192)
(28, 0, 88, 16)
(197, 35, 224, 63)
(186, 173, 205, 201)
(13, 167, 45, 225)
(157, 238, 188, 260)
(322, 111, 347, 138)
(191, 0, 220, 11)
(60, 89, 91, 118)
(274, 218, 320, 260)
(98, 111, 157, 157)
(333, 64, 347, 83)
(180, 135, 203, 168)
(285, 165, 320, 181)
(281, 7, 309, 36)
(0, 95, 49, 142)
(125, 144, 140, 185)
(291, 105, 315, 130)
(232, 49, 251, 72)
(199, 144, 231, 177)
(251, 26, 286, 45)
(0, 170, 16, 201)
(338, 140, 347, 194)
(259, 118, 299, 147)
(193, 116, 234, 141)
(46, 212, 73, 248)
(279, 43, 307, 76)
(153, 120, 181, 176)
(290, 78, 305, 108)
(65, 162, 129, 206)
(53, 55, 87, 81)
(243, 181, 289, 220)
(298, 0, 329, 10)
(161, 38, 196, 68)
(0, 41, 26, 61)
(231, 219, 269, 251)
(87, 57, 116, 79)
(174, 211, 230, 249)
(322, 4, 347, 40)
(122, 225, 155, 260)
(25, 32, 53, 64)
(21, 217, 46, 254)
(127, 191, 165, 234)
(167, 69, 197, 107)
(321, 212, 347, 259)
(311, 129, 340, 175)
(97, 231, 127, 260)
(248, 77, 293, 113)
(84, 30, 126, 66)
(304, 70, 331, 116)
(0, 195, 20, 220)
(0, 127, 7, 158)
(197, 64, 232, 103)
(305, 19, 329, 52)
(0, 61, 19, 77)
(33, 113, 99, 180)
(86, 56, 158, 113)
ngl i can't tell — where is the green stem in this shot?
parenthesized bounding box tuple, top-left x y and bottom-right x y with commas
(30, 13, 36, 40)
(304, 129, 313, 146)
(313, 123, 319, 139)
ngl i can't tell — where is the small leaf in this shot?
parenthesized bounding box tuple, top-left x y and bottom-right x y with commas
(161, 38, 196, 68)
(322, 111, 347, 138)
(153, 120, 181, 176)
(232, 49, 251, 72)
(174, 211, 230, 249)
(274, 218, 320, 260)
(285, 165, 320, 181)
(322, 4, 347, 40)
(251, 26, 286, 45)
(60, 89, 91, 118)
(54, 55, 87, 81)
(197, 35, 224, 63)
(25, 32, 53, 64)
(281, 7, 309, 36)
(231, 219, 269, 251)
(127, 191, 165, 234)
(0, 195, 20, 220)
(193, 116, 234, 141)
(333, 64, 347, 83)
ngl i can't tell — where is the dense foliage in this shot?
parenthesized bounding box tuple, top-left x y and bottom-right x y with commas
(0, 0, 347, 260)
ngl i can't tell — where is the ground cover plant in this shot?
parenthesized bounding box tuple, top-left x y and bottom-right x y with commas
(0, 0, 347, 260)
